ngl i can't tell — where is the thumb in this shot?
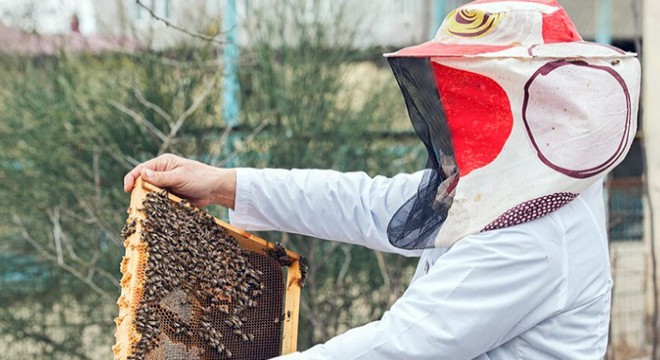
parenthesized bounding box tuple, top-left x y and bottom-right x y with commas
(141, 168, 179, 188)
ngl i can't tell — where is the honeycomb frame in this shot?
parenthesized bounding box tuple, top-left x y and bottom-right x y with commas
(113, 177, 302, 359)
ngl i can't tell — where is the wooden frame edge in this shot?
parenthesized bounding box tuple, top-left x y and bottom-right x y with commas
(113, 177, 302, 357)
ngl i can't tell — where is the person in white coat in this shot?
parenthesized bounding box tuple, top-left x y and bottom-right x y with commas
(124, 0, 640, 358)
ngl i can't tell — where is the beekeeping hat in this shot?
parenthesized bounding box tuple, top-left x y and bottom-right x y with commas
(385, 0, 641, 249)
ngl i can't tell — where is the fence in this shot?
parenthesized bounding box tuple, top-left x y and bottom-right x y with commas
(608, 178, 649, 359)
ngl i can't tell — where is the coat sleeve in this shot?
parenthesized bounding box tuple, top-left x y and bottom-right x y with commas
(271, 215, 567, 360)
(229, 168, 426, 256)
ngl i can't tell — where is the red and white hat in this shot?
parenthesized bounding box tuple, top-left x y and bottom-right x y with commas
(385, 0, 641, 249)
(387, 0, 630, 59)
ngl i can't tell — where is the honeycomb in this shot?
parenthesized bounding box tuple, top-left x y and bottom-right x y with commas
(114, 178, 304, 360)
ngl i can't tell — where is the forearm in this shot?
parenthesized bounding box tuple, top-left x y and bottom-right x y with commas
(229, 168, 425, 256)
(273, 220, 566, 360)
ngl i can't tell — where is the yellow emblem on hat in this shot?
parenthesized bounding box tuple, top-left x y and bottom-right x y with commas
(444, 9, 503, 38)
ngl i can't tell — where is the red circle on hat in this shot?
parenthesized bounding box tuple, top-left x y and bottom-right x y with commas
(432, 63, 514, 176)
(522, 60, 632, 178)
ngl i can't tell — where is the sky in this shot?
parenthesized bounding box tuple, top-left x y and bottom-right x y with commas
(0, 0, 97, 35)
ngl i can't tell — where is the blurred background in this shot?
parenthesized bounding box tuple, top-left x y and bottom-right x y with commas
(0, 0, 656, 359)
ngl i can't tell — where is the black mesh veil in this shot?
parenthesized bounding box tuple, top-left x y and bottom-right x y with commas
(386, 57, 459, 250)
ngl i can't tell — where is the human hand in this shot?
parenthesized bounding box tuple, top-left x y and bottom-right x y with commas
(123, 154, 236, 209)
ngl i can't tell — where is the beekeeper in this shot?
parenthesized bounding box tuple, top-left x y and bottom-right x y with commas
(124, 0, 640, 358)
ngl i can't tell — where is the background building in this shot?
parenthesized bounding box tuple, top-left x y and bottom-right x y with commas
(0, 1, 643, 49)
(0, 0, 651, 357)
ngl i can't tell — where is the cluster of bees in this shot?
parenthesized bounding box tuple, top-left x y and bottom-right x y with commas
(124, 191, 267, 359)
(267, 244, 308, 288)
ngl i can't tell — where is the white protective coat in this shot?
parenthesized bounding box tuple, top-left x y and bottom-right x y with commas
(229, 168, 611, 360)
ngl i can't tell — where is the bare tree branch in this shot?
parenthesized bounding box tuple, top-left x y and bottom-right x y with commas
(335, 246, 351, 285)
(135, 0, 225, 45)
(133, 86, 173, 125)
(86, 251, 100, 281)
(109, 100, 168, 143)
(47, 207, 64, 265)
(13, 215, 115, 301)
(45, 209, 120, 287)
(158, 77, 218, 155)
(124, 155, 142, 168)
(93, 146, 102, 203)
(52, 211, 120, 287)
(374, 251, 391, 288)
(60, 207, 97, 224)
(68, 188, 122, 246)
(216, 118, 271, 167)
(98, 148, 139, 172)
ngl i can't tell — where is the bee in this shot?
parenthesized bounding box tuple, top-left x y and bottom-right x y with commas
(267, 243, 294, 266)
(274, 312, 285, 324)
(298, 256, 309, 287)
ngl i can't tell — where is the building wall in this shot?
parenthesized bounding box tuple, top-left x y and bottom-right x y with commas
(0, 0, 97, 35)
(0, 0, 641, 49)
(562, 0, 642, 40)
(94, 0, 219, 48)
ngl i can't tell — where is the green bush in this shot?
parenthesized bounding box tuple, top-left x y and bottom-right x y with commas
(0, 1, 426, 357)
(0, 49, 226, 359)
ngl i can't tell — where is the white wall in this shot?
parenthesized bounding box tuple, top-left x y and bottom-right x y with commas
(0, 0, 97, 35)
(1, 0, 638, 50)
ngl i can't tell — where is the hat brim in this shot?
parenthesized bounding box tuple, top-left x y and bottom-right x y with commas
(385, 40, 635, 59)
(385, 41, 513, 58)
